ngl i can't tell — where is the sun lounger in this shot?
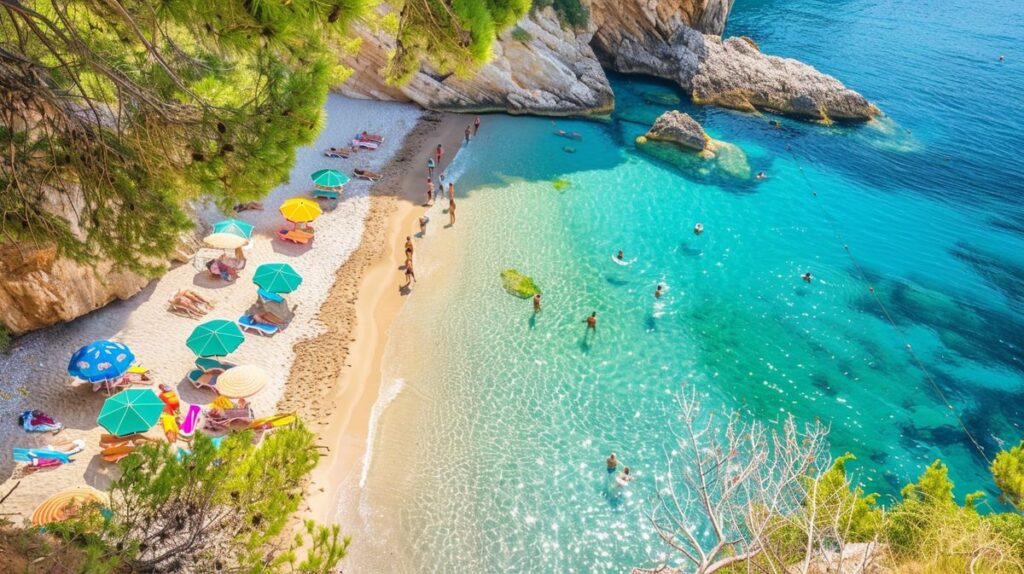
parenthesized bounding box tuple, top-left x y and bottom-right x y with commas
(100, 433, 155, 446)
(19, 410, 63, 433)
(237, 315, 280, 336)
(13, 448, 72, 465)
(204, 406, 255, 431)
(324, 147, 354, 158)
(187, 369, 218, 391)
(179, 404, 202, 439)
(357, 131, 384, 144)
(351, 139, 379, 150)
(276, 228, 314, 245)
(101, 444, 135, 463)
(311, 189, 340, 200)
(353, 168, 383, 182)
(249, 413, 297, 431)
(257, 288, 284, 303)
(195, 357, 235, 373)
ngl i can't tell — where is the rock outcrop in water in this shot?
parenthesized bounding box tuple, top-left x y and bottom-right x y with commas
(643, 110, 708, 151)
(341, 0, 878, 122)
(638, 111, 751, 180)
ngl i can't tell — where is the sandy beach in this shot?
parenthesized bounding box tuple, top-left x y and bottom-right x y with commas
(0, 95, 423, 519)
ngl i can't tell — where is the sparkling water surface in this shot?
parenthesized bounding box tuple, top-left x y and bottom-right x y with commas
(353, 0, 1024, 571)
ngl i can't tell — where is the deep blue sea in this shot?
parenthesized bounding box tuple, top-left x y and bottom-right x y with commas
(353, 0, 1024, 571)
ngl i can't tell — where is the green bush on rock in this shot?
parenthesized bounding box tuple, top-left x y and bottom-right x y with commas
(501, 269, 541, 298)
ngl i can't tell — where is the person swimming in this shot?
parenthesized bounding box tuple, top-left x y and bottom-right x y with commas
(616, 467, 634, 487)
(802, 272, 813, 283)
(655, 284, 664, 298)
(756, 171, 767, 180)
(606, 453, 618, 474)
(617, 250, 624, 261)
(693, 223, 704, 235)
(586, 312, 597, 330)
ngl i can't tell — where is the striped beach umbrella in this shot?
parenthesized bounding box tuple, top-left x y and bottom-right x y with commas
(186, 319, 245, 357)
(212, 219, 254, 240)
(31, 486, 109, 526)
(216, 365, 269, 398)
(68, 340, 135, 383)
(252, 263, 303, 294)
(310, 169, 349, 189)
(279, 198, 322, 223)
(97, 389, 165, 437)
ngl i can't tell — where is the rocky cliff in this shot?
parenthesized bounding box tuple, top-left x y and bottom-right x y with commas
(341, 0, 878, 122)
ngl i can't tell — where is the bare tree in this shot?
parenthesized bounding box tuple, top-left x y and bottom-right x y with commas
(646, 386, 831, 573)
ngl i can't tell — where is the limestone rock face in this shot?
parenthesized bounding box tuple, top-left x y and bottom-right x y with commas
(0, 243, 151, 334)
(339, 7, 613, 116)
(644, 110, 707, 151)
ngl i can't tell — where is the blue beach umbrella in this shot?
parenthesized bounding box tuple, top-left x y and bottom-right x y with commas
(68, 340, 135, 382)
(212, 219, 254, 240)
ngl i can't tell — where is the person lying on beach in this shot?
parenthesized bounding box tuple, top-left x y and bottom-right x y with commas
(354, 168, 382, 181)
(234, 201, 263, 212)
(168, 293, 207, 318)
(206, 259, 237, 282)
(359, 131, 384, 143)
(253, 311, 285, 325)
(178, 289, 213, 309)
(325, 147, 354, 158)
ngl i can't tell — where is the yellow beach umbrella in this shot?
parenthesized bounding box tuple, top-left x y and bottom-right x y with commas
(203, 232, 248, 249)
(31, 486, 109, 526)
(279, 198, 322, 223)
(216, 365, 269, 398)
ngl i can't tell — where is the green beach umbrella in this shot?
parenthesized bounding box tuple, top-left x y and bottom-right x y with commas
(187, 319, 245, 357)
(310, 169, 349, 190)
(212, 219, 254, 240)
(252, 263, 303, 294)
(97, 389, 165, 437)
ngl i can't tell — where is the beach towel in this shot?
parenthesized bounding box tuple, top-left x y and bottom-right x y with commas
(19, 410, 63, 433)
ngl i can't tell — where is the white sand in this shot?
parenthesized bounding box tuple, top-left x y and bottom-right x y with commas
(0, 95, 422, 519)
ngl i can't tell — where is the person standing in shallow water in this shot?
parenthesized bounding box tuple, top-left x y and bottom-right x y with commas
(533, 293, 542, 313)
(465, 124, 472, 144)
(606, 453, 618, 474)
(449, 199, 457, 226)
(474, 115, 481, 135)
(448, 182, 455, 205)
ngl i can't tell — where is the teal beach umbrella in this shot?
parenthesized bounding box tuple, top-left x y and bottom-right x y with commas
(97, 389, 165, 436)
(187, 319, 245, 357)
(212, 219, 254, 240)
(310, 169, 349, 189)
(252, 263, 303, 294)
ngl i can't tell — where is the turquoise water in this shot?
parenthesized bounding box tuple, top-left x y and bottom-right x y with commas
(357, 0, 1024, 571)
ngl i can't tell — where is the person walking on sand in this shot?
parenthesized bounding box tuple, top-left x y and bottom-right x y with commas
(448, 182, 455, 204)
(606, 452, 618, 474)
(419, 215, 429, 236)
(405, 236, 414, 259)
(404, 261, 416, 286)
(474, 115, 481, 135)
(465, 124, 472, 144)
(426, 177, 434, 205)
(533, 293, 542, 313)
(449, 199, 457, 226)
(427, 157, 435, 179)
(586, 311, 597, 330)
(435, 143, 444, 165)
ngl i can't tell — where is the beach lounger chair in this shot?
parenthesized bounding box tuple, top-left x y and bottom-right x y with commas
(357, 131, 384, 144)
(204, 406, 255, 431)
(195, 357, 235, 373)
(249, 413, 297, 431)
(351, 139, 379, 150)
(257, 288, 284, 303)
(179, 404, 202, 439)
(238, 315, 280, 336)
(13, 448, 72, 465)
(311, 188, 340, 200)
(353, 168, 383, 182)
(187, 369, 218, 391)
(324, 147, 354, 158)
(276, 228, 314, 245)
(101, 444, 135, 463)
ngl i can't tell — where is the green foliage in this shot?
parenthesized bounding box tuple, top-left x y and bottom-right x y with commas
(0, 322, 9, 354)
(533, 0, 589, 29)
(52, 425, 348, 573)
(992, 440, 1024, 508)
(511, 26, 533, 42)
(804, 453, 882, 542)
(386, 0, 531, 84)
(501, 268, 541, 298)
(1, 0, 368, 273)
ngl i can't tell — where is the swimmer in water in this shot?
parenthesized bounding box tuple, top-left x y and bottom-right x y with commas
(586, 312, 597, 330)
(533, 293, 542, 313)
(617, 250, 624, 261)
(756, 171, 767, 180)
(694, 223, 704, 236)
(617, 467, 634, 486)
(802, 272, 813, 283)
(655, 284, 663, 298)
(999, 55, 1005, 61)
(606, 453, 618, 474)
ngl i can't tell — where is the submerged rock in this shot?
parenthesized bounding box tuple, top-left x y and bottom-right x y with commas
(501, 269, 541, 298)
(643, 111, 707, 152)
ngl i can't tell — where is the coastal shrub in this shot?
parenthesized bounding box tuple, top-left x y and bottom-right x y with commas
(0, 0, 370, 273)
(501, 269, 541, 298)
(533, 0, 589, 29)
(992, 440, 1024, 508)
(511, 26, 533, 42)
(0, 322, 9, 354)
(53, 425, 350, 573)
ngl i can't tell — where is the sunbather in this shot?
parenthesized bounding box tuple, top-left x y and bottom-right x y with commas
(169, 294, 206, 318)
(325, 146, 354, 158)
(233, 201, 263, 212)
(253, 311, 285, 325)
(354, 168, 383, 181)
(358, 131, 384, 143)
(179, 289, 212, 308)
(207, 259, 237, 282)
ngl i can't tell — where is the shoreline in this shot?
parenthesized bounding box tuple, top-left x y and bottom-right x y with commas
(294, 111, 472, 526)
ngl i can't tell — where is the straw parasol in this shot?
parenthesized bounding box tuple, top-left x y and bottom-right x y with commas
(31, 486, 109, 526)
(186, 319, 245, 357)
(215, 365, 269, 398)
(279, 198, 322, 223)
(203, 232, 248, 250)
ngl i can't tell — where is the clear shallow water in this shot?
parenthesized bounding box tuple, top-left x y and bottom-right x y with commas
(354, 0, 1024, 571)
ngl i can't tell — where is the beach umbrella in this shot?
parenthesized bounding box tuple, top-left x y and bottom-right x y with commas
(187, 319, 245, 357)
(310, 169, 349, 190)
(203, 232, 248, 250)
(31, 486, 109, 526)
(97, 388, 165, 437)
(68, 340, 135, 383)
(216, 365, 270, 398)
(252, 263, 303, 294)
(212, 219, 254, 240)
(279, 198, 322, 223)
